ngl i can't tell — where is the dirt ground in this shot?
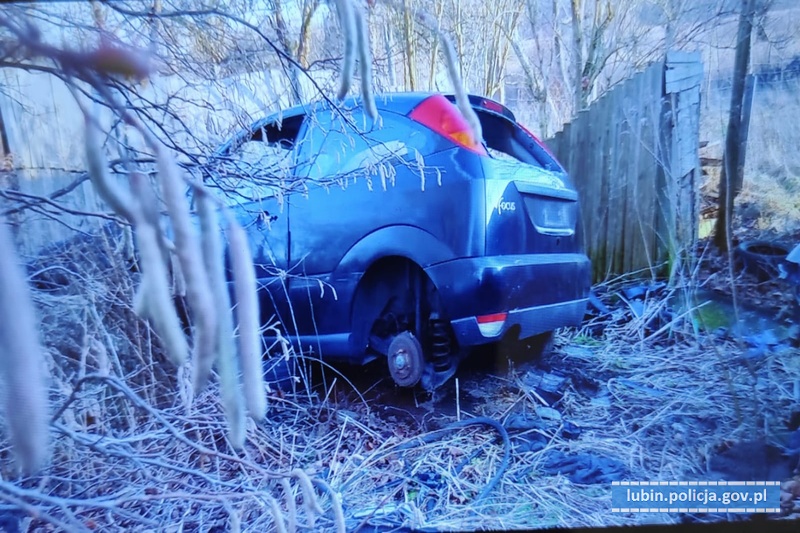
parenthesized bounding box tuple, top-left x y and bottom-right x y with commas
(4, 201, 800, 531)
(284, 248, 800, 529)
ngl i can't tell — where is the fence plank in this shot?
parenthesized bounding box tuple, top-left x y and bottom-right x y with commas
(666, 50, 701, 64)
(624, 72, 644, 275)
(589, 95, 608, 279)
(656, 83, 670, 268)
(641, 63, 662, 271)
(597, 94, 613, 279)
(545, 53, 701, 282)
(666, 51, 703, 94)
(574, 107, 590, 256)
(604, 85, 623, 277)
(665, 64, 703, 93)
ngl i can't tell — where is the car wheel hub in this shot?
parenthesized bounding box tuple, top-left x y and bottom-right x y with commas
(387, 332, 424, 387)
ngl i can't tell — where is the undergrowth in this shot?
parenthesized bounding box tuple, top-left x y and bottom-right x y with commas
(1, 231, 798, 530)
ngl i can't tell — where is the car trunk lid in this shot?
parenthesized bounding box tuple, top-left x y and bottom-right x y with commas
(482, 158, 581, 253)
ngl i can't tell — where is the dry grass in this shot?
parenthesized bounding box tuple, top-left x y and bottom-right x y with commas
(323, 302, 800, 529)
(701, 78, 800, 239)
(0, 229, 347, 531)
(1, 230, 799, 531)
(738, 79, 800, 236)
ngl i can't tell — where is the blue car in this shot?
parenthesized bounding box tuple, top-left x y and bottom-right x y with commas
(206, 92, 591, 390)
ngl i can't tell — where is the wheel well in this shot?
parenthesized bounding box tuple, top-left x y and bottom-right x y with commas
(350, 256, 440, 356)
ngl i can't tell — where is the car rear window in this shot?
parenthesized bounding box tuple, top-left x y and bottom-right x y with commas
(476, 109, 562, 172)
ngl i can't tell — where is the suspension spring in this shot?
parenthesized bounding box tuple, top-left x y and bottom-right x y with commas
(429, 313, 452, 372)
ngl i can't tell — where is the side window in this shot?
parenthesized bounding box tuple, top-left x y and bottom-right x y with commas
(339, 139, 409, 175)
(303, 111, 368, 180)
(211, 115, 305, 205)
(228, 137, 294, 179)
(301, 110, 423, 182)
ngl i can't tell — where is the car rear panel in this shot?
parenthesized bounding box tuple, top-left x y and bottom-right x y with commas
(423, 102, 591, 345)
(483, 158, 583, 256)
(425, 254, 590, 315)
(427, 182, 590, 333)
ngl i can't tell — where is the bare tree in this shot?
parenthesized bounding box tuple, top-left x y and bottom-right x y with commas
(714, 0, 757, 251)
(269, 0, 321, 104)
(481, 1, 523, 100)
(549, 0, 614, 113)
(402, 0, 417, 89)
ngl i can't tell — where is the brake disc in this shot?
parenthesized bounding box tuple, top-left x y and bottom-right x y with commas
(387, 331, 424, 387)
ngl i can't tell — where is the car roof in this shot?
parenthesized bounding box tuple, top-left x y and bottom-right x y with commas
(217, 92, 517, 156)
(276, 91, 516, 122)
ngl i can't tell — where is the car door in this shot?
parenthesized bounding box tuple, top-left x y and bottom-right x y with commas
(284, 109, 379, 346)
(212, 115, 306, 332)
(290, 107, 455, 283)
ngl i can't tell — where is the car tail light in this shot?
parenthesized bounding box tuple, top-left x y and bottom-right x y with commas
(476, 312, 507, 337)
(409, 95, 487, 155)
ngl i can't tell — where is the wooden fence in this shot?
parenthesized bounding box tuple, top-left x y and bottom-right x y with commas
(545, 51, 703, 282)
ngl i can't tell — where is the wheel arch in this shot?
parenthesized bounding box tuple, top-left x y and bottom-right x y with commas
(333, 225, 457, 279)
(348, 254, 428, 357)
(338, 226, 456, 357)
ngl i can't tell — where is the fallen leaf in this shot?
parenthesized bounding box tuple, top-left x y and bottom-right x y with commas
(448, 446, 465, 457)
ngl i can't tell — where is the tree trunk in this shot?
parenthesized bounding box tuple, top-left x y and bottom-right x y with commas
(271, 0, 303, 105)
(569, 0, 584, 113)
(453, 0, 464, 82)
(527, 0, 552, 135)
(551, 0, 569, 95)
(149, 0, 162, 57)
(714, 0, 755, 252)
(427, 0, 444, 90)
(485, 2, 522, 101)
(581, 1, 612, 106)
(384, 23, 397, 88)
(296, 0, 320, 69)
(403, 0, 416, 90)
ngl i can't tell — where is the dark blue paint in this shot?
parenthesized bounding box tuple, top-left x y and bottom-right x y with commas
(211, 92, 592, 363)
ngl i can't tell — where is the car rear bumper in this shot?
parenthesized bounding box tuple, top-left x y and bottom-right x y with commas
(449, 299, 587, 345)
(424, 253, 590, 345)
